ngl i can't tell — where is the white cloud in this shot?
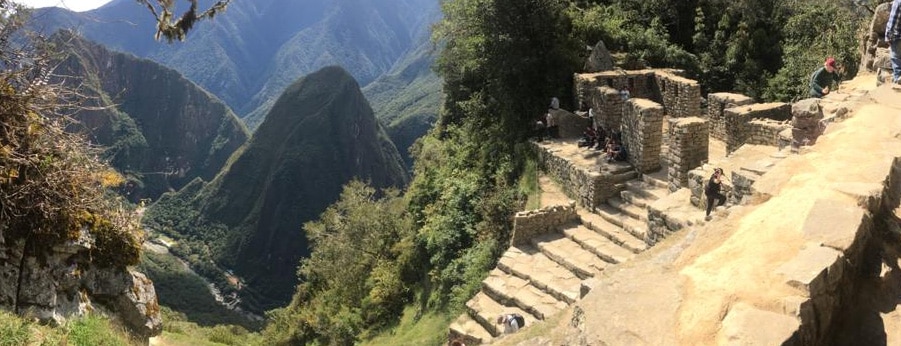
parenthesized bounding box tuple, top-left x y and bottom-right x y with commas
(12, 0, 113, 12)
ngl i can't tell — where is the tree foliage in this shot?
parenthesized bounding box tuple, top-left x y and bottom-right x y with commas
(263, 181, 416, 345)
(138, 0, 231, 42)
(0, 1, 141, 266)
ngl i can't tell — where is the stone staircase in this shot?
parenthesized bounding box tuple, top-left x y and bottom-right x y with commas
(448, 171, 670, 344)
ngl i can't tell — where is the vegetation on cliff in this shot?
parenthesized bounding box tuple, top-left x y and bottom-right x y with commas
(0, 3, 141, 269)
(54, 32, 249, 202)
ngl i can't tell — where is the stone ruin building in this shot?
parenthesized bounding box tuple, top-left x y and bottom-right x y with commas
(448, 62, 870, 345)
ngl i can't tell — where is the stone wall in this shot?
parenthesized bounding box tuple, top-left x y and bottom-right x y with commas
(747, 119, 791, 147)
(724, 103, 791, 154)
(511, 203, 578, 246)
(655, 71, 701, 118)
(646, 189, 696, 245)
(708, 93, 754, 141)
(595, 87, 624, 131)
(550, 109, 591, 139)
(573, 70, 658, 112)
(622, 98, 664, 173)
(666, 117, 709, 192)
(534, 143, 619, 210)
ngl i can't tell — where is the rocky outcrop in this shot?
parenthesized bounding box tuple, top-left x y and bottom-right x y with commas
(583, 40, 615, 73)
(860, 3, 893, 73)
(0, 229, 161, 340)
(791, 98, 825, 146)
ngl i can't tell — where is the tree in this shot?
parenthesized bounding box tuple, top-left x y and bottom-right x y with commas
(137, 0, 231, 42)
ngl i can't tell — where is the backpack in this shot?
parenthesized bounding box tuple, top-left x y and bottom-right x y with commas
(512, 314, 525, 328)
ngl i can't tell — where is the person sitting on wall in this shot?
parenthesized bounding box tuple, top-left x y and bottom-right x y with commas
(809, 57, 841, 98)
(605, 139, 625, 163)
(578, 126, 598, 148)
(705, 168, 727, 220)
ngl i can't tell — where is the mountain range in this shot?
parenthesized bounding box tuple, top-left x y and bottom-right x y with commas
(148, 65, 409, 309)
(54, 31, 249, 201)
(33, 0, 440, 128)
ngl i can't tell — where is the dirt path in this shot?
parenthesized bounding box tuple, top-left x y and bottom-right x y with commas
(538, 175, 570, 208)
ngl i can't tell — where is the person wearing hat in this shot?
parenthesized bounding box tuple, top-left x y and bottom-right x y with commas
(809, 57, 841, 98)
(887, 0, 901, 85)
(705, 168, 727, 220)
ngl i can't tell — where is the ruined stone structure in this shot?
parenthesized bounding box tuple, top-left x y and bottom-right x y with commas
(533, 142, 637, 210)
(708, 93, 754, 141)
(724, 102, 791, 154)
(622, 99, 664, 173)
(511, 204, 578, 246)
(655, 71, 702, 119)
(666, 117, 708, 192)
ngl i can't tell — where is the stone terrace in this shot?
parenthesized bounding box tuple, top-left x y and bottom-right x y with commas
(448, 138, 671, 344)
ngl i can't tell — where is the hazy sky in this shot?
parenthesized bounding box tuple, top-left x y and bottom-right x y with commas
(13, 0, 113, 12)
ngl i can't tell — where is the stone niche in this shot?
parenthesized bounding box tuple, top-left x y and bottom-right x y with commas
(708, 93, 754, 141)
(622, 98, 664, 173)
(666, 117, 709, 192)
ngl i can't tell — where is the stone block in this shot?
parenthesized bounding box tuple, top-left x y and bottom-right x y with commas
(801, 199, 865, 250)
(718, 303, 800, 345)
(774, 245, 841, 294)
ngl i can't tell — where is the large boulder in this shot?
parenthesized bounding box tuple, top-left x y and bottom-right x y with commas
(584, 40, 615, 72)
(860, 3, 893, 72)
(791, 99, 825, 146)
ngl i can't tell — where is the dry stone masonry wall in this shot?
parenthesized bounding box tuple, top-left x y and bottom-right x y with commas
(534, 143, 619, 209)
(511, 203, 578, 246)
(725, 103, 791, 154)
(655, 71, 701, 118)
(666, 117, 709, 192)
(708, 93, 754, 141)
(747, 119, 791, 147)
(622, 99, 664, 173)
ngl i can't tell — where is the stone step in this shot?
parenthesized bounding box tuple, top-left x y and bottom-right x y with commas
(560, 225, 636, 264)
(611, 171, 639, 185)
(594, 204, 651, 243)
(496, 247, 582, 305)
(608, 197, 647, 221)
(601, 162, 634, 175)
(576, 209, 648, 253)
(450, 312, 493, 345)
(465, 290, 535, 337)
(642, 173, 669, 189)
(624, 180, 669, 201)
(482, 268, 568, 320)
(620, 190, 656, 209)
(531, 232, 609, 279)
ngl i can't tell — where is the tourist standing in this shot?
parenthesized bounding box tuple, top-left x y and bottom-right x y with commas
(887, 0, 901, 86)
(705, 168, 727, 220)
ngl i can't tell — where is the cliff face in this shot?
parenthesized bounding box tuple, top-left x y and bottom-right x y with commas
(0, 230, 161, 340)
(55, 32, 249, 202)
